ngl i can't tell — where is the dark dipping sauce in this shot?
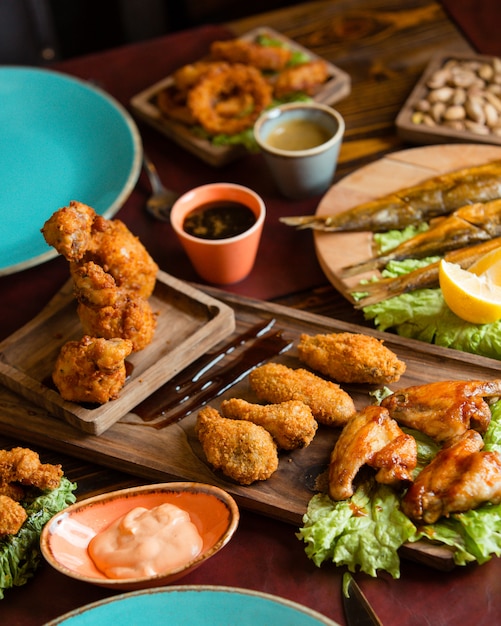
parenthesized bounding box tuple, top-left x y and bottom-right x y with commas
(183, 201, 256, 240)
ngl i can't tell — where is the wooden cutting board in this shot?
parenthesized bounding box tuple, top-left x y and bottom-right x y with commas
(314, 144, 501, 301)
(2, 286, 501, 570)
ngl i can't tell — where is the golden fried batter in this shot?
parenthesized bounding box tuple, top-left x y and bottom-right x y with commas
(196, 406, 279, 485)
(297, 332, 406, 385)
(73, 262, 157, 352)
(402, 430, 501, 523)
(0, 495, 27, 536)
(41, 201, 96, 262)
(0, 447, 63, 491)
(274, 59, 329, 99)
(52, 335, 133, 404)
(43, 202, 158, 299)
(220, 398, 317, 450)
(249, 362, 356, 427)
(210, 39, 292, 71)
(381, 379, 501, 444)
(328, 405, 417, 500)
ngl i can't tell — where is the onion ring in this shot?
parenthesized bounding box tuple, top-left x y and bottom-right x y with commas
(187, 63, 272, 135)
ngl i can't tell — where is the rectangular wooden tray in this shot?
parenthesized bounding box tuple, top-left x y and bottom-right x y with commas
(2, 287, 501, 570)
(130, 27, 351, 167)
(0, 271, 235, 435)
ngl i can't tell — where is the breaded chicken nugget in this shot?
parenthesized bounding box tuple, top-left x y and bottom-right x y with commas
(52, 336, 133, 404)
(297, 332, 406, 385)
(0, 495, 27, 536)
(41, 201, 95, 262)
(220, 398, 317, 450)
(0, 447, 62, 491)
(196, 407, 278, 485)
(249, 363, 355, 427)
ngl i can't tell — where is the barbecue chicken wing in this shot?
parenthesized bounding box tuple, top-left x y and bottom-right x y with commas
(328, 405, 417, 500)
(196, 406, 279, 485)
(249, 362, 356, 427)
(381, 379, 501, 444)
(402, 430, 501, 523)
(220, 398, 317, 450)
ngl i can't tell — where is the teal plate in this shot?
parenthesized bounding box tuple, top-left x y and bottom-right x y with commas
(44, 586, 340, 625)
(0, 66, 142, 276)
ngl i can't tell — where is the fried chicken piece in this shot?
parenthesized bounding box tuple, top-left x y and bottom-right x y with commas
(249, 363, 356, 427)
(0, 495, 27, 536)
(43, 202, 158, 299)
(196, 406, 279, 485)
(41, 200, 96, 262)
(274, 59, 329, 99)
(297, 332, 406, 385)
(401, 430, 501, 523)
(210, 39, 292, 71)
(76, 215, 158, 299)
(381, 379, 501, 444)
(0, 447, 63, 490)
(73, 262, 157, 352)
(328, 405, 417, 500)
(52, 335, 133, 404)
(220, 398, 317, 450)
(0, 482, 25, 501)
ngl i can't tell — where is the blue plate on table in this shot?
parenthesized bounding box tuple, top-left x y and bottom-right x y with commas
(44, 585, 341, 625)
(0, 66, 142, 276)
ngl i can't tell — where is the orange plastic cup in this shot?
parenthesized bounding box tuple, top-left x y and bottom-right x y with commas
(170, 183, 266, 285)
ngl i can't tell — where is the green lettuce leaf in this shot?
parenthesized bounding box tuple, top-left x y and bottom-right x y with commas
(298, 401, 501, 578)
(0, 476, 77, 599)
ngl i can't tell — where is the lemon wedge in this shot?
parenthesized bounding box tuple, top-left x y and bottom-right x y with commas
(439, 259, 501, 324)
(469, 246, 501, 283)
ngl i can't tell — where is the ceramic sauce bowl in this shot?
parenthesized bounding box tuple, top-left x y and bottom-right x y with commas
(40, 482, 239, 591)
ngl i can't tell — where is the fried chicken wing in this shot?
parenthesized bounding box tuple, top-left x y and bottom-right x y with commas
(0, 495, 27, 536)
(381, 379, 501, 444)
(297, 332, 406, 385)
(77, 215, 158, 299)
(401, 430, 501, 523)
(52, 335, 133, 404)
(41, 201, 96, 262)
(328, 405, 417, 500)
(196, 406, 278, 485)
(220, 398, 317, 450)
(274, 59, 329, 99)
(43, 202, 158, 299)
(0, 447, 63, 490)
(210, 39, 292, 71)
(249, 363, 356, 427)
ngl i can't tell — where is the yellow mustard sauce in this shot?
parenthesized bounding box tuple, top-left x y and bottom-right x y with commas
(265, 119, 331, 151)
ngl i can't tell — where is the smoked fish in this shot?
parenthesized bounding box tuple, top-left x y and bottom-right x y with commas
(342, 199, 501, 277)
(354, 237, 501, 308)
(280, 160, 501, 232)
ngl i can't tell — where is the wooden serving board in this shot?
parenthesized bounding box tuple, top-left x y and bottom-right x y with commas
(130, 27, 351, 167)
(2, 286, 501, 570)
(0, 271, 235, 435)
(314, 144, 501, 301)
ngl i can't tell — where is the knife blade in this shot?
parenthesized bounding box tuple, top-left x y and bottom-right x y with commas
(342, 572, 383, 626)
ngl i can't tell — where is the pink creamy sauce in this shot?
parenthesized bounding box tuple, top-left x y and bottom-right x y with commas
(88, 503, 203, 579)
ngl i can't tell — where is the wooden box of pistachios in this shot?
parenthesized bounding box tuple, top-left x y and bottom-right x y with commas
(396, 52, 501, 146)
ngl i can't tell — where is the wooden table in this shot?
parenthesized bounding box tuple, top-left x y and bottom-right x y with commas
(2, 1, 499, 624)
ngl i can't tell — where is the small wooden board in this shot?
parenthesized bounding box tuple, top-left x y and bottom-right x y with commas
(0, 271, 235, 435)
(130, 27, 351, 167)
(314, 143, 501, 301)
(3, 286, 501, 570)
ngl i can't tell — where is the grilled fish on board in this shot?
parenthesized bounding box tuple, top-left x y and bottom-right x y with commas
(342, 199, 501, 277)
(280, 159, 501, 232)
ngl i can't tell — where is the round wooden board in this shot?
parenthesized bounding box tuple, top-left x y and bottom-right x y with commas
(314, 144, 501, 302)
